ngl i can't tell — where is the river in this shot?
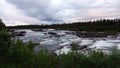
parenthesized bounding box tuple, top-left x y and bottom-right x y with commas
(15, 29, 120, 55)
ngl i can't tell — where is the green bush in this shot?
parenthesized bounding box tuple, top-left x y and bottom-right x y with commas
(1, 38, 120, 68)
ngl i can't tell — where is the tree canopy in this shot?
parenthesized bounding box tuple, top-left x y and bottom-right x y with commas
(0, 19, 6, 29)
(8, 19, 120, 32)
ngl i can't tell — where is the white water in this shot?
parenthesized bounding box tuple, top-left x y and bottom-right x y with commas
(16, 29, 120, 55)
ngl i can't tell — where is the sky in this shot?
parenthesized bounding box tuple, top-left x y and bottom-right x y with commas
(0, 0, 120, 26)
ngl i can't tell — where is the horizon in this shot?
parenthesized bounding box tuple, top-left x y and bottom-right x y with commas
(6, 18, 120, 27)
(0, 0, 120, 26)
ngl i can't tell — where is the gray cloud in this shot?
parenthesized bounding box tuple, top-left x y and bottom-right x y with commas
(1, 0, 120, 26)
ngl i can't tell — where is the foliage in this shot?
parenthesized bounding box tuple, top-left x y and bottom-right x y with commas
(70, 42, 79, 51)
(0, 19, 10, 60)
(8, 19, 120, 32)
(0, 19, 5, 29)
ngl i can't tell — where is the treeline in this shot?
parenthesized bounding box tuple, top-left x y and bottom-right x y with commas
(8, 19, 120, 32)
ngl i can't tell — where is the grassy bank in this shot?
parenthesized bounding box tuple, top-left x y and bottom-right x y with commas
(1, 40, 120, 68)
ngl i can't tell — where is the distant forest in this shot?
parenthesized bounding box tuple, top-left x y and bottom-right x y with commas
(7, 19, 120, 32)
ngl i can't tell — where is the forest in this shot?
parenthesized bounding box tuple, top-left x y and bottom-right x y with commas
(8, 19, 120, 32)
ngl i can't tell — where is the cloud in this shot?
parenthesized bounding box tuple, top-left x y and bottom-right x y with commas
(0, 0, 120, 26)
(0, 0, 44, 26)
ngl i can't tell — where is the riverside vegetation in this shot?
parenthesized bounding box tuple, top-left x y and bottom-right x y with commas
(8, 19, 120, 32)
(1, 19, 120, 68)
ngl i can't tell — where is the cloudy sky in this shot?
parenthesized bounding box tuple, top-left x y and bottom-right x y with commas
(0, 0, 120, 26)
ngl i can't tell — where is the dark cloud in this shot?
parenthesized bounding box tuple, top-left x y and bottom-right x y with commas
(6, 0, 55, 21)
(0, 0, 120, 26)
